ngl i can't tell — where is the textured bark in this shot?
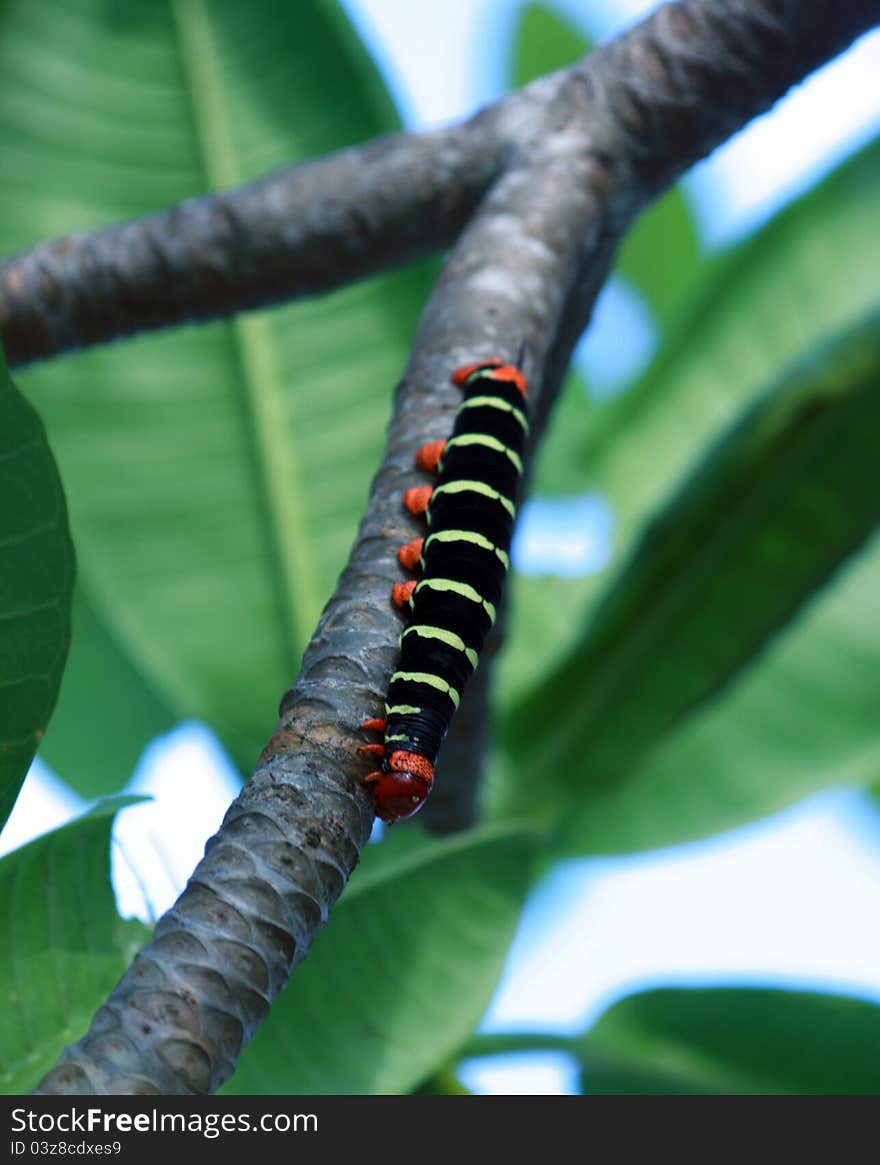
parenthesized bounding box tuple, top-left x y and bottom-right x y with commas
(31, 0, 880, 1095)
(0, 118, 509, 368)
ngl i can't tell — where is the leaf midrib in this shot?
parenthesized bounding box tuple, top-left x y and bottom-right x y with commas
(171, 0, 320, 667)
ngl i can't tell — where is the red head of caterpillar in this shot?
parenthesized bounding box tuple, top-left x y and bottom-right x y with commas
(366, 749, 434, 822)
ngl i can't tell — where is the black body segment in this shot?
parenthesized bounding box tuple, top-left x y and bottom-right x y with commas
(385, 368, 529, 764)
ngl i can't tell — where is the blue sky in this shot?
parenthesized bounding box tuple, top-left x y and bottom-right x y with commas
(2, 0, 879, 1096)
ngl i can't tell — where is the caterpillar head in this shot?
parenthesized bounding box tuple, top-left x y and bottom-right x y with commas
(371, 750, 435, 823)
(451, 357, 527, 397)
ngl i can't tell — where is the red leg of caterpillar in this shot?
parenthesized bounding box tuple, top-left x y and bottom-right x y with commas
(414, 439, 445, 473)
(397, 537, 424, 572)
(360, 717, 387, 734)
(363, 770, 382, 787)
(403, 485, 432, 515)
(359, 743, 385, 759)
(392, 579, 417, 608)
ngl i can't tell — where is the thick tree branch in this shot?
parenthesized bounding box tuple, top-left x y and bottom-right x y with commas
(4, 1, 876, 369)
(0, 102, 530, 368)
(32, 0, 880, 1095)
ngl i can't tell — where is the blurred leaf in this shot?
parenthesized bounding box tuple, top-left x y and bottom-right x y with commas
(556, 537, 879, 854)
(500, 134, 880, 741)
(510, 3, 700, 327)
(583, 135, 880, 565)
(580, 987, 880, 1094)
(413, 1067, 473, 1095)
(0, 798, 150, 1094)
(526, 369, 597, 498)
(503, 315, 880, 846)
(1, 0, 433, 775)
(223, 825, 538, 1094)
(0, 347, 74, 829)
(615, 194, 701, 331)
(39, 585, 176, 800)
(510, 3, 591, 89)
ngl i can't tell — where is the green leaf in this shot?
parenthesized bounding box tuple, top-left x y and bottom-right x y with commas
(39, 585, 176, 800)
(1, 0, 434, 772)
(499, 134, 880, 802)
(615, 194, 702, 331)
(525, 368, 598, 498)
(509, 3, 592, 90)
(580, 987, 880, 1094)
(559, 537, 879, 854)
(222, 825, 538, 1094)
(583, 135, 880, 572)
(503, 314, 880, 843)
(0, 798, 150, 1095)
(0, 348, 74, 830)
(509, 3, 699, 328)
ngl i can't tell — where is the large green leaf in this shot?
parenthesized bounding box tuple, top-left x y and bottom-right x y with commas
(39, 585, 176, 800)
(0, 347, 74, 829)
(509, 3, 700, 329)
(580, 987, 880, 1094)
(556, 536, 879, 854)
(223, 825, 538, 1094)
(498, 138, 880, 854)
(0, 798, 150, 1095)
(582, 135, 880, 564)
(501, 135, 880, 712)
(0, 0, 433, 777)
(503, 315, 880, 842)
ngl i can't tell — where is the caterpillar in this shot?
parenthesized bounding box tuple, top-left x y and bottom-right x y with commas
(361, 357, 528, 823)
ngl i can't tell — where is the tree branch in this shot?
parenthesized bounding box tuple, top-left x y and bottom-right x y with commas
(32, 0, 880, 1095)
(5, 1, 875, 370)
(0, 102, 531, 367)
